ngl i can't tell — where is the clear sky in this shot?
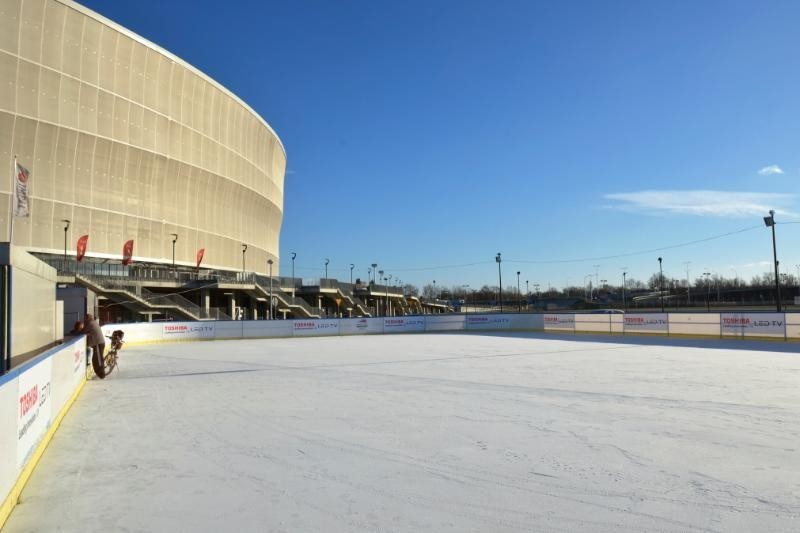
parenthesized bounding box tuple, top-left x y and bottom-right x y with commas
(80, 0, 800, 291)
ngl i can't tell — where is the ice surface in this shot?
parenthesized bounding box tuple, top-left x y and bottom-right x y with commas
(5, 332, 799, 532)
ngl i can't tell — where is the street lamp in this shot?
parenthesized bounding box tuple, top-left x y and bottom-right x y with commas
(384, 276, 389, 317)
(763, 210, 781, 312)
(324, 258, 329, 279)
(241, 243, 247, 273)
(267, 259, 273, 319)
(658, 257, 664, 312)
(378, 270, 384, 315)
(621, 270, 627, 310)
(60, 219, 70, 265)
(516, 271, 521, 312)
(291, 252, 297, 300)
(169, 233, 178, 268)
(371, 263, 378, 284)
(349, 263, 354, 284)
(496, 253, 503, 312)
(432, 280, 436, 300)
(703, 271, 711, 311)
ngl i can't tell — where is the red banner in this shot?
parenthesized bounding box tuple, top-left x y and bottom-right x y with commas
(196, 248, 205, 269)
(76, 235, 89, 262)
(122, 239, 134, 265)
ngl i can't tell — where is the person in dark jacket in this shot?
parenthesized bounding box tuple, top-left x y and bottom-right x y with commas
(84, 314, 105, 371)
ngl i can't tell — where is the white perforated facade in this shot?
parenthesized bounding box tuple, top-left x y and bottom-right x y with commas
(0, 0, 285, 274)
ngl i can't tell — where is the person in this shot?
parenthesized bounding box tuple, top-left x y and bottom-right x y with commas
(69, 321, 84, 335)
(84, 314, 106, 377)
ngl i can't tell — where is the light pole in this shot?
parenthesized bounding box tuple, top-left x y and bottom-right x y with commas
(384, 276, 389, 317)
(622, 270, 627, 310)
(763, 210, 781, 312)
(267, 259, 273, 319)
(291, 252, 296, 300)
(241, 243, 247, 273)
(584, 274, 593, 300)
(432, 280, 436, 300)
(703, 271, 711, 311)
(683, 261, 692, 306)
(378, 270, 384, 315)
(60, 219, 70, 265)
(516, 271, 521, 312)
(349, 263, 354, 284)
(371, 263, 378, 284)
(170, 233, 178, 268)
(658, 257, 664, 312)
(496, 253, 503, 312)
(324, 258, 329, 280)
(461, 284, 469, 313)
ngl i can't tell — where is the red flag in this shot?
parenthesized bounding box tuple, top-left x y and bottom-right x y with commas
(122, 239, 134, 265)
(196, 248, 205, 269)
(76, 235, 89, 262)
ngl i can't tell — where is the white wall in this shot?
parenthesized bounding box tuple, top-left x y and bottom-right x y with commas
(0, 336, 85, 518)
(102, 312, 800, 346)
(0, 244, 58, 357)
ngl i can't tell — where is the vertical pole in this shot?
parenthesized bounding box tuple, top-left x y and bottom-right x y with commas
(9, 156, 16, 243)
(517, 271, 521, 312)
(622, 272, 627, 310)
(772, 219, 781, 312)
(658, 257, 664, 312)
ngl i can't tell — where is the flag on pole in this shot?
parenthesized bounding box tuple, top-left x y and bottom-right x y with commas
(76, 235, 89, 262)
(13, 161, 30, 217)
(122, 239, 134, 265)
(196, 248, 205, 269)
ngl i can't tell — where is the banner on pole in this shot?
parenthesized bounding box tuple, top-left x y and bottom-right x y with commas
(76, 235, 88, 262)
(196, 248, 205, 269)
(13, 161, 30, 217)
(122, 239, 134, 265)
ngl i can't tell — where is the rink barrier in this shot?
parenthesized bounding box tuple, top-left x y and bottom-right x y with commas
(102, 311, 800, 345)
(0, 336, 86, 529)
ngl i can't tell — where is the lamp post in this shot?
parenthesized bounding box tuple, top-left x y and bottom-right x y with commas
(516, 271, 521, 312)
(291, 252, 296, 300)
(324, 258, 329, 280)
(622, 270, 627, 310)
(496, 253, 503, 312)
(349, 263, 354, 284)
(703, 271, 711, 311)
(378, 270, 384, 315)
(169, 233, 178, 268)
(267, 259, 273, 319)
(371, 263, 378, 284)
(763, 210, 781, 312)
(241, 244, 247, 273)
(658, 257, 664, 312)
(683, 261, 692, 306)
(60, 219, 70, 266)
(432, 280, 436, 300)
(384, 277, 389, 317)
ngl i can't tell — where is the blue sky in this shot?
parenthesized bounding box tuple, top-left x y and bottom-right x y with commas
(81, 0, 800, 290)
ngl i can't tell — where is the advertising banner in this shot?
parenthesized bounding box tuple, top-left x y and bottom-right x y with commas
(384, 317, 425, 333)
(340, 317, 383, 335)
(292, 319, 340, 337)
(13, 160, 30, 217)
(623, 313, 669, 334)
(122, 239, 134, 265)
(76, 235, 89, 262)
(162, 322, 215, 340)
(721, 313, 785, 337)
(424, 315, 465, 331)
(465, 315, 512, 330)
(17, 358, 53, 467)
(543, 314, 575, 330)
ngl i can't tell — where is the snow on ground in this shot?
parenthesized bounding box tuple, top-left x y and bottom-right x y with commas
(5, 332, 800, 532)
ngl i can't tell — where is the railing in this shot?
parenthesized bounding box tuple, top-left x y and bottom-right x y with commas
(252, 274, 319, 317)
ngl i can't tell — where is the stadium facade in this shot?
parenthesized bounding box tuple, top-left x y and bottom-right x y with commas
(0, 0, 285, 274)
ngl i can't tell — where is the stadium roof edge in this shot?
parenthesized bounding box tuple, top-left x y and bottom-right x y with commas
(59, 0, 288, 160)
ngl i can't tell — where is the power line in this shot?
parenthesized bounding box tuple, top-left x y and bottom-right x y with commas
(381, 224, 763, 272)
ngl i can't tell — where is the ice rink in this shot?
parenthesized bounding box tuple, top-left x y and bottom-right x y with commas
(4, 332, 799, 532)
